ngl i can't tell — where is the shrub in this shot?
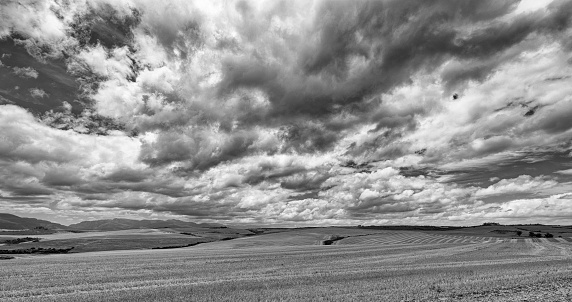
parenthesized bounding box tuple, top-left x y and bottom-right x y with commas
(322, 235, 345, 245)
(516, 231, 522, 237)
(2, 237, 40, 245)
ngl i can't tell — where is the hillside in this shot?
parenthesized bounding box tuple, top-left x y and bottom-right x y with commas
(0, 213, 67, 230)
(67, 218, 222, 231)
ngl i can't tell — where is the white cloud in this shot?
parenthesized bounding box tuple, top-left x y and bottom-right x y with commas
(514, 0, 554, 14)
(12, 66, 39, 79)
(137, 66, 177, 93)
(0, 0, 67, 41)
(359, 189, 381, 201)
(93, 80, 143, 119)
(555, 169, 572, 175)
(0, 104, 141, 187)
(29, 88, 48, 98)
(475, 175, 558, 197)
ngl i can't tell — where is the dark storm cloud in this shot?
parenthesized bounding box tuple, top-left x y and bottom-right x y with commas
(288, 191, 320, 201)
(41, 167, 83, 187)
(137, 3, 203, 60)
(152, 205, 247, 220)
(220, 1, 501, 116)
(61, 169, 205, 198)
(78, 189, 251, 220)
(218, 58, 279, 94)
(0, 196, 52, 203)
(347, 202, 418, 217)
(242, 163, 308, 186)
(101, 167, 150, 183)
(220, 0, 570, 119)
(3, 183, 53, 196)
(279, 172, 330, 192)
(441, 53, 521, 92)
(443, 149, 572, 187)
(205, 0, 572, 164)
(528, 101, 572, 134)
(278, 122, 340, 153)
(139, 130, 258, 171)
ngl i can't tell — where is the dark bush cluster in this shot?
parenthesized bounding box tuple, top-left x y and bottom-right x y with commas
(151, 242, 205, 249)
(0, 247, 74, 254)
(322, 235, 345, 245)
(247, 229, 266, 235)
(529, 232, 542, 237)
(528, 232, 553, 238)
(2, 237, 40, 245)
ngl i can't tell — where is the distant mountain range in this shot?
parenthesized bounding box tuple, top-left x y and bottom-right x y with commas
(0, 213, 67, 230)
(68, 218, 222, 231)
(0, 213, 223, 231)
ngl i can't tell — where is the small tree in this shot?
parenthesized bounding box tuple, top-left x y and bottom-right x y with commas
(529, 232, 535, 237)
(545, 233, 554, 238)
(516, 231, 522, 237)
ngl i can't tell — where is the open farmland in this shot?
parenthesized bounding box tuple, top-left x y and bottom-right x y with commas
(2, 229, 572, 301)
(0, 227, 253, 253)
(0, 229, 209, 253)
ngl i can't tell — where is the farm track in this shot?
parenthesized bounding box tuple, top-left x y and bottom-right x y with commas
(2, 231, 572, 301)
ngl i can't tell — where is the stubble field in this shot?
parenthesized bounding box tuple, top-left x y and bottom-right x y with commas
(2, 228, 572, 301)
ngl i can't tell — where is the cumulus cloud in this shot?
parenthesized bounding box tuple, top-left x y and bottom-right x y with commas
(0, 104, 140, 195)
(12, 66, 38, 79)
(29, 88, 48, 98)
(555, 169, 572, 175)
(475, 175, 558, 197)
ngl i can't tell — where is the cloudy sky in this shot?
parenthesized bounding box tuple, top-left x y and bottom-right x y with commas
(1, 0, 572, 226)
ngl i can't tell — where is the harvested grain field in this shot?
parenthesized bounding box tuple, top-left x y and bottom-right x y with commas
(2, 230, 571, 302)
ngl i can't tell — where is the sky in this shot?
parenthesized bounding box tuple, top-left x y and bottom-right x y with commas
(1, 0, 572, 226)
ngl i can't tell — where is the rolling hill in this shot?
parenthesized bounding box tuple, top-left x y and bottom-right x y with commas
(0, 213, 67, 230)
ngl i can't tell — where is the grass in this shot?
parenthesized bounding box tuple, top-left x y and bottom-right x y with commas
(1, 229, 572, 301)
